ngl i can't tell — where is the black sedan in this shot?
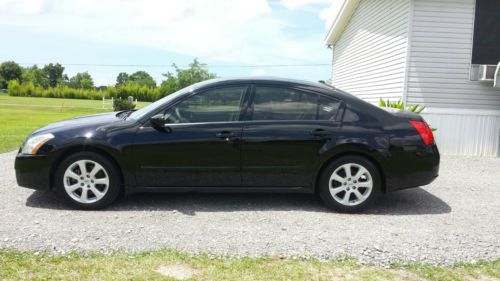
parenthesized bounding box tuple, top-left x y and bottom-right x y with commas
(15, 77, 439, 212)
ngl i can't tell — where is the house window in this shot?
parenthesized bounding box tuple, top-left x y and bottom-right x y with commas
(471, 0, 500, 65)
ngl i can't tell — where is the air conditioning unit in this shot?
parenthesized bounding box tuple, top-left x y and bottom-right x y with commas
(494, 63, 500, 89)
(478, 64, 496, 82)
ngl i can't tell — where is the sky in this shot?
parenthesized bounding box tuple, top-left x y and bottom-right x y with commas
(0, 0, 343, 86)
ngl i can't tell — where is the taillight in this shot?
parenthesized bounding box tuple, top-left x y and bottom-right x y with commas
(409, 120, 434, 145)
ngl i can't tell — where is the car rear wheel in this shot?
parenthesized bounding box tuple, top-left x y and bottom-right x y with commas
(54, 151, 121, 210)
(318, 155, 381, 213)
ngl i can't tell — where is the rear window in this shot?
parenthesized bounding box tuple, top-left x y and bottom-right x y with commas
(252, 87, 340, 121)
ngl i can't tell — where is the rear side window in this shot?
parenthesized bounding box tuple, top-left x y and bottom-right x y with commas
(318, 96, 341, 121)
(251, 87, 340, 121)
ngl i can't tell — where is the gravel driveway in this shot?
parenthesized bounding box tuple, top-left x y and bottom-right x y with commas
(1, 151, 499, 265)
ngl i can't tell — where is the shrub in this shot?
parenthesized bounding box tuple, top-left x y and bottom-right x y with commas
(379, 98, 436, 131)
(8, 81, 164, 102)
(7, 80, 22, 95)
(113, 98, 136, 111)
(379, 99, 425, 113)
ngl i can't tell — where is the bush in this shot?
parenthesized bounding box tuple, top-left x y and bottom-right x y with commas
(379, 98, 436, 130)
(8, 81, 165, 102)
(113, 98, 136, 111)
(379, 99, 426, 113)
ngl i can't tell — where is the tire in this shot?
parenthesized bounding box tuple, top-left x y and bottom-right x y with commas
(54, 151, 121, 210)
(318, 155, 381, 213)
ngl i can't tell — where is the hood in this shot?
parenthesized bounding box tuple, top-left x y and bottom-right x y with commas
(33, 112, 122, 135)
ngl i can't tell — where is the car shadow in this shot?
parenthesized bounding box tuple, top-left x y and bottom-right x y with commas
(25, 187, 451, 215)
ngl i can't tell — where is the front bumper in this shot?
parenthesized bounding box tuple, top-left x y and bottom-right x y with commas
(15, 153, 51, 191)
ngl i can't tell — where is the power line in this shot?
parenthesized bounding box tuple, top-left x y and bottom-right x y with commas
(17, 62, 331, 68)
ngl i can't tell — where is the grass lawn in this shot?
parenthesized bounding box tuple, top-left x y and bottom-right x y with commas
(0, 94, 150, 153)
(0, 249, 498, 281)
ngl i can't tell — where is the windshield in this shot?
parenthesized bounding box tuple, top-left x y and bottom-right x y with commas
(128, 88, 188, 120)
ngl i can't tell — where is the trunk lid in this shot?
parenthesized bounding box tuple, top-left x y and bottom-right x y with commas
(381, 107, 424, 121)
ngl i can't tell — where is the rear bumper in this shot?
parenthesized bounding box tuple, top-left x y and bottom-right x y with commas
(15, 153, 51, 191)
(386, 165, 439, 192)
(385, 145, 440, 192)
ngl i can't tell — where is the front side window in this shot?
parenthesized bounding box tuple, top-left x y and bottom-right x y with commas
(252, 87, 340, 121)
(164, 86, 247, 124)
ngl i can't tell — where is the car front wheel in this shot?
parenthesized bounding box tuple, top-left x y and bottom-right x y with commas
(318, 155, 381, 213)
(54, 151, 121, 210)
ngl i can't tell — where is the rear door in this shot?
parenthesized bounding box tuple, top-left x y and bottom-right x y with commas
(241, 85, 342, 188)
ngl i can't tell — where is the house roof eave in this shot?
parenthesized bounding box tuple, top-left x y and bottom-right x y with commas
(325, 0, 361, 45)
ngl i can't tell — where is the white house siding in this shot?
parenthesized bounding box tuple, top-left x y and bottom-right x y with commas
(407, 0, 500, 156)
(331, 0, 410, 104)
(423, 109, 500, 156)
(406, 0, 500, 109)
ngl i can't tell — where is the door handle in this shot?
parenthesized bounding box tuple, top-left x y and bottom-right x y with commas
(216, 131, 239, 142)
(310, 129, 332, 137)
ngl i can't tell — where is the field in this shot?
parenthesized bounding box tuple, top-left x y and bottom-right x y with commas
(0, 94, 150, 153)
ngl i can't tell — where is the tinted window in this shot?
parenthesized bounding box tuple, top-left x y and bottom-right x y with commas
(164, 86, 246, 123)
(318, 96, 341, 121)
(252, 87, 339, 121)
(472, 0, 500, 64)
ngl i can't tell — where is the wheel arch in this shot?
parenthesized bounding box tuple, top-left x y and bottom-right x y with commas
(313, 149, 387, 194)
(49, 145, 125, 191)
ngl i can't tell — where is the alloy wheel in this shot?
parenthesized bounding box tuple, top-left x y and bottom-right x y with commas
(329, 163, 373, 206)
(63, 159, 109, 204)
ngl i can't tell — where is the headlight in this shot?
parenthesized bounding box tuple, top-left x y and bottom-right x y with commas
(21, 133, 54, 155)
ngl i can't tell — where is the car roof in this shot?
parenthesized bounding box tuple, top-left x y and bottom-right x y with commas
(189, 76, 336, 92)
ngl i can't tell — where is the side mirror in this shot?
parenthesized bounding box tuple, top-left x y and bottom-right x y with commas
(150, 114, 171, 133)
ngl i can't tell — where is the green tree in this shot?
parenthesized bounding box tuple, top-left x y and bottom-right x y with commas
(160, 59, 217, 95)
(128, 71, 156, 87)
(115, 72, 129, 87)
(68, 72, 94, 89)
(42, 63, 65, 87)
(22, 65, 50, 88)
(0, 61, 23, 88)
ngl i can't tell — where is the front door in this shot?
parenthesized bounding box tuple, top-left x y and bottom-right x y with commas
(132, 85, 249, 187)
(241, 86, 341, 188)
